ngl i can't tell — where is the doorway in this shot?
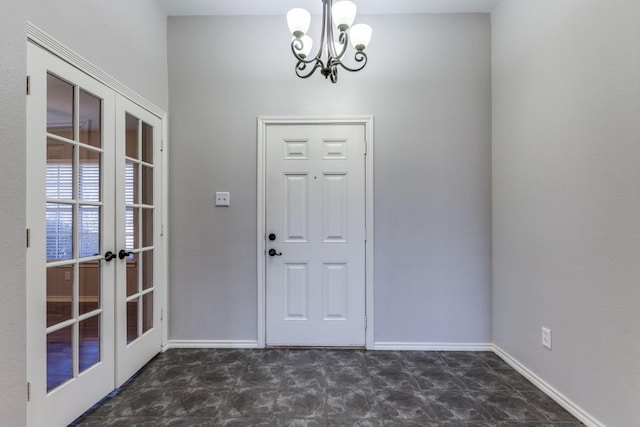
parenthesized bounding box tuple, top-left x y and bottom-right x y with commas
(257, 117, 374, 348)
(26, 42, 166, 427)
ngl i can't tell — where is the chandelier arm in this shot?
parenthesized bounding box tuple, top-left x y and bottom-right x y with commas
(330, 65, 338, 83)
(326, 1, 338, 60)
(295, 58, 325, 79)
(336, 51, 368, 73)
(318, 0, 329, 59)
(291, 39, 323, 65)
(334, 31, 348, 59)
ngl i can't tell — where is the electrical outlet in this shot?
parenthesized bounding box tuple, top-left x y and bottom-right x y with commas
(542, 327, 552, 350)
(215, 192, 230, 207)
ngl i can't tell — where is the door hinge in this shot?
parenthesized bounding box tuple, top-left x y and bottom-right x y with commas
(26, 229, 31, 248)
(364, 141, 367, 155)
(160, 308, 164, 322)
(161, 138, 164, 152)
(365, 315, 368, 330)
(26, 75, 31, 95)
(160, 223, 164, 237)
(27, 382, 31, 401)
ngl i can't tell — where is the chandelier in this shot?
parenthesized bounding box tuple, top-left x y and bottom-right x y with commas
(286, 0, 372, 83)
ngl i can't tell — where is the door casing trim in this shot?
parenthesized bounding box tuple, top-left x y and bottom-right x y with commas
(257, 116, 374, 349)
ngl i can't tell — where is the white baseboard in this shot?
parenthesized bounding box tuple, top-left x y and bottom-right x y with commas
(492, 344, 605, 427)
(373, 341, 493, 351)
(163, 340, 259, 351)
(164, 340, 491, 352)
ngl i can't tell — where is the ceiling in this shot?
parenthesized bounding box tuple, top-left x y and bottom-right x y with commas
(158, 0, 500, 16)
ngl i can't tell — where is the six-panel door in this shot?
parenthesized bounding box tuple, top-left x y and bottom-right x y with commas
(265, 124, 366, 346)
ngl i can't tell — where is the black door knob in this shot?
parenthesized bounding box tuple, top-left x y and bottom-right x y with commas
(118, 249, 133, 260)
(268, 248, 282, 257)
(268, 233, 276, 241)
(104, 251, 116, 262)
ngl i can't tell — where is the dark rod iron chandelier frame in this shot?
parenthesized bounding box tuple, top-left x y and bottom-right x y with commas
(289, 0, 370, 83)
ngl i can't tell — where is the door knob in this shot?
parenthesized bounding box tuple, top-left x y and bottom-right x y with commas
(104, 251, 116, 262)
(268, 233, 276, 241)
(118, 249, 133, 260)
(268, 248, 282, 257)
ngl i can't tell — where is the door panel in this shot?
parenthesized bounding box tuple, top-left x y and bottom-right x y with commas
(266, 124, 366, 346)
(322, 173, 348, 242)
(322, 262, 348, 320)
(284, 262, 309, 320)
(284, 173, 309, 241)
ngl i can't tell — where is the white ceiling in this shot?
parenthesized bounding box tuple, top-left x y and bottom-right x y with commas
(158, 0, 500, 16)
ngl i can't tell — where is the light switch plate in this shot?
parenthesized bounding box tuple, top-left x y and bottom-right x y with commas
(542, 327, 552, 350)
(215, 192, 230, 207)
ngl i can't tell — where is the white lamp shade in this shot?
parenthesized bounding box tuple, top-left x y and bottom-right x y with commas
(332, 1, 357, 31)
(287, 8, 311, 37)
(292, 35, 313, 58)
(349, 23, 372, 51)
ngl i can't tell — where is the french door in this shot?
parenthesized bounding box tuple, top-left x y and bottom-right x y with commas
(26, 43, 164, 427)
(114, 97, 163, 386)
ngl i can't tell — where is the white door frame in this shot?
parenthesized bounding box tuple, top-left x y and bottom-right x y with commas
(257, 116, 374, 349)
(27, 23, 170, 349)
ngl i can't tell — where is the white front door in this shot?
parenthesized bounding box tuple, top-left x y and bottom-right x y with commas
(26, 43, 164, 426)
(265, 124, 366, 346)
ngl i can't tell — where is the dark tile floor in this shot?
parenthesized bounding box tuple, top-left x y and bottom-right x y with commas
(71, 349, 584, 427)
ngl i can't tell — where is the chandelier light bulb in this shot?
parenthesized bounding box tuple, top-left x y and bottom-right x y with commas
(349, 23, 372, 51)
(287, 8, 311, 38)
(331, 0, 357, 32)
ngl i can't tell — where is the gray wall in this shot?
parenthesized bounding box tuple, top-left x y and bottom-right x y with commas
(0, 0, 27, 424)
(492, 1, 640, 425)
(167, 14, 492, 344)
(27, 0, 169, 111)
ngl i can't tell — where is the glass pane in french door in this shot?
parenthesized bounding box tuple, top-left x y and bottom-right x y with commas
(124, 113, 155, 344)
(45, 73, 105, 392)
